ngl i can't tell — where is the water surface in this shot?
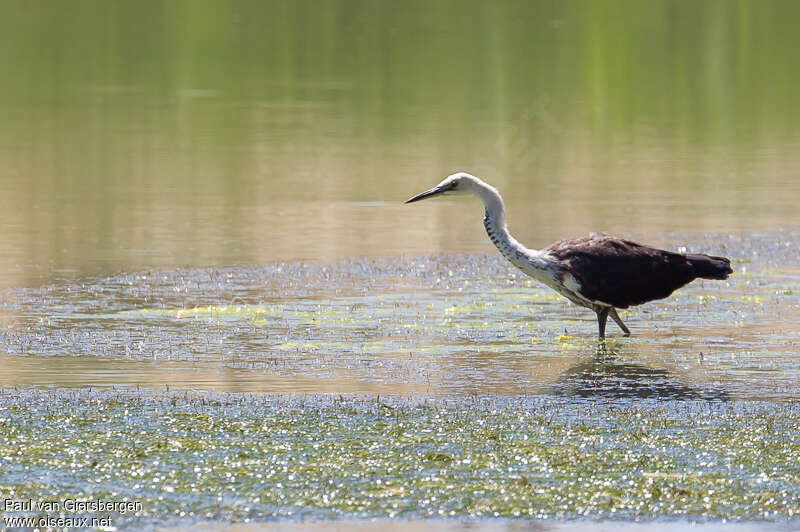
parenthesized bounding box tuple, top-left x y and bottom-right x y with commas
(1, 4, 799, 528)
(1, 231, 798, 400)
(2, 390, 799, 527)
(1, 1, 799, 288)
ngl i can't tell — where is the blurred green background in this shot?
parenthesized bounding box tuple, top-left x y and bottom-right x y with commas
(1, 0, 798, 287)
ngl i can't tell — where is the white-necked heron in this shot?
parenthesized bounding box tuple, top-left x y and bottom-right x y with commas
(405, 172, 733, 338)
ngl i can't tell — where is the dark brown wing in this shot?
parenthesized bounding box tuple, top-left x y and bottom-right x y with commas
(545, 234, 715, 308)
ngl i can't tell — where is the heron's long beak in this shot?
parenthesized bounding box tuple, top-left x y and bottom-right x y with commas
(404, 186, 446, 204)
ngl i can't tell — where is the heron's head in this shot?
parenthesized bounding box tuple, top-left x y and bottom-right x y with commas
(404, 172, 486, 204)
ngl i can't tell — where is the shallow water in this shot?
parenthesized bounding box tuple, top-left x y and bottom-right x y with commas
(1, 231, 799, 401)
(1, 390, 798, 528)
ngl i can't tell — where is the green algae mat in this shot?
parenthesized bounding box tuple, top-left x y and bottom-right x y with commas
(1, 390, 799, 528)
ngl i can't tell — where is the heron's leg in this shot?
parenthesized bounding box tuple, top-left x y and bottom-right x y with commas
(596, 307, 610, 339)
(610, 308, 631, 337)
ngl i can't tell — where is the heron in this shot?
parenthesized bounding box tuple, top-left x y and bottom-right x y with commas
(405, 172, 733, 339)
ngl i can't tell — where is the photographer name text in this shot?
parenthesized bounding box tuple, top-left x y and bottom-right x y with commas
(2, 497, 142, 514)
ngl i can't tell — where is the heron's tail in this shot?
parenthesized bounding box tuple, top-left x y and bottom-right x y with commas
(687, 254, 733, 280)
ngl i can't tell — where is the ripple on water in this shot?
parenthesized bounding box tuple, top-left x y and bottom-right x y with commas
(0, 390, 799, 526)
(0, 232, 799, 401)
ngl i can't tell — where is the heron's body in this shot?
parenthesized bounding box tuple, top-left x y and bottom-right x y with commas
(406, 172, 733, 338)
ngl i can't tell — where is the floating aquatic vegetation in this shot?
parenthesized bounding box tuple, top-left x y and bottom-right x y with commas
(0, 233, 799, 399)
(0, 390, 799, 528)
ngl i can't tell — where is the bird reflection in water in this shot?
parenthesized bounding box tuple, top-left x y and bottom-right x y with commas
(548, 347, 729, 401)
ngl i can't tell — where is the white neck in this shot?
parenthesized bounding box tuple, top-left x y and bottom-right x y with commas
(472, 181, 559, 282)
